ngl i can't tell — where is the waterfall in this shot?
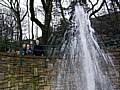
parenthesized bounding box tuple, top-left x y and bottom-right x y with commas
(52, 4, 115, 90)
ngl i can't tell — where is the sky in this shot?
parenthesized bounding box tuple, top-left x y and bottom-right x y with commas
(21, 0, 43, 39)
(1, 0, 104, 40)
(22, 0, 104, 40)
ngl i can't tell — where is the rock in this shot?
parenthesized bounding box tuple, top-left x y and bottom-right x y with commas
(0, 73, 4, 80)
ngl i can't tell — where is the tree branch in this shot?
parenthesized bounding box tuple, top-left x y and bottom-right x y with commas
(20, 0, 28, 22)
(30, 0, 45, 30)
(0, 3, 10, 8)
(44, 0, 53, 29)
(87, 0, 99, 12)
(59, 0, 66, 22)
(41, 0, 46, 11)
(0, 0, 10, 7)
(89, 0, 106, 18)
(9, 0, 18, 14)
(104, 0, 111, 15)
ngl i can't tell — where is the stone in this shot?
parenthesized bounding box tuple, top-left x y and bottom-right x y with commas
(0, 73, 4, 80)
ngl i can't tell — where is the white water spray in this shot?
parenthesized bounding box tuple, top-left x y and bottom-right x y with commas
(52, 4, 115, 90)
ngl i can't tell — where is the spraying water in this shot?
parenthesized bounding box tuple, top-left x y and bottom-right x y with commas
(52, 4, 115, 90)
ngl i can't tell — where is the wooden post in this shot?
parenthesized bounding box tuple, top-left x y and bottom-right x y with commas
(15, 83, 19, 90)
(8, 81, 10, 90)
(34, 67, 38, 76)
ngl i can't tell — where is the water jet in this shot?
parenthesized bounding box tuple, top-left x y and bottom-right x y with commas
(52, 4, 116, 90)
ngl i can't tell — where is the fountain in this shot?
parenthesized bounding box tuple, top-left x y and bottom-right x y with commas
(52, 3, 116, 90)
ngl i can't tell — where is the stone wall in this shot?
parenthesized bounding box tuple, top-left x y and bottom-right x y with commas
(91, 12, 120, 90)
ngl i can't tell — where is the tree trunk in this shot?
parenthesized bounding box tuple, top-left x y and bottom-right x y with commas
(19, 22, 22, 42)
(32, 21, 34, 40)
(30, 0, 53, 45)
(42, 30, 49, 44)
(16, 13, 22, 44)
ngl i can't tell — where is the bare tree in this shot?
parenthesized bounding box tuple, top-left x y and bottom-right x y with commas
(88, 0, 120, 18)
(30, 0, 119, 44)
(0, 8, 16, 42)
(30, 0, 53, 44)
(0, 0, 28, 43)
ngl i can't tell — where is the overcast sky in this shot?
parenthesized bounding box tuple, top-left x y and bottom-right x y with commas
(1, 0, 104, 39)
(20, 0, 104, 39)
